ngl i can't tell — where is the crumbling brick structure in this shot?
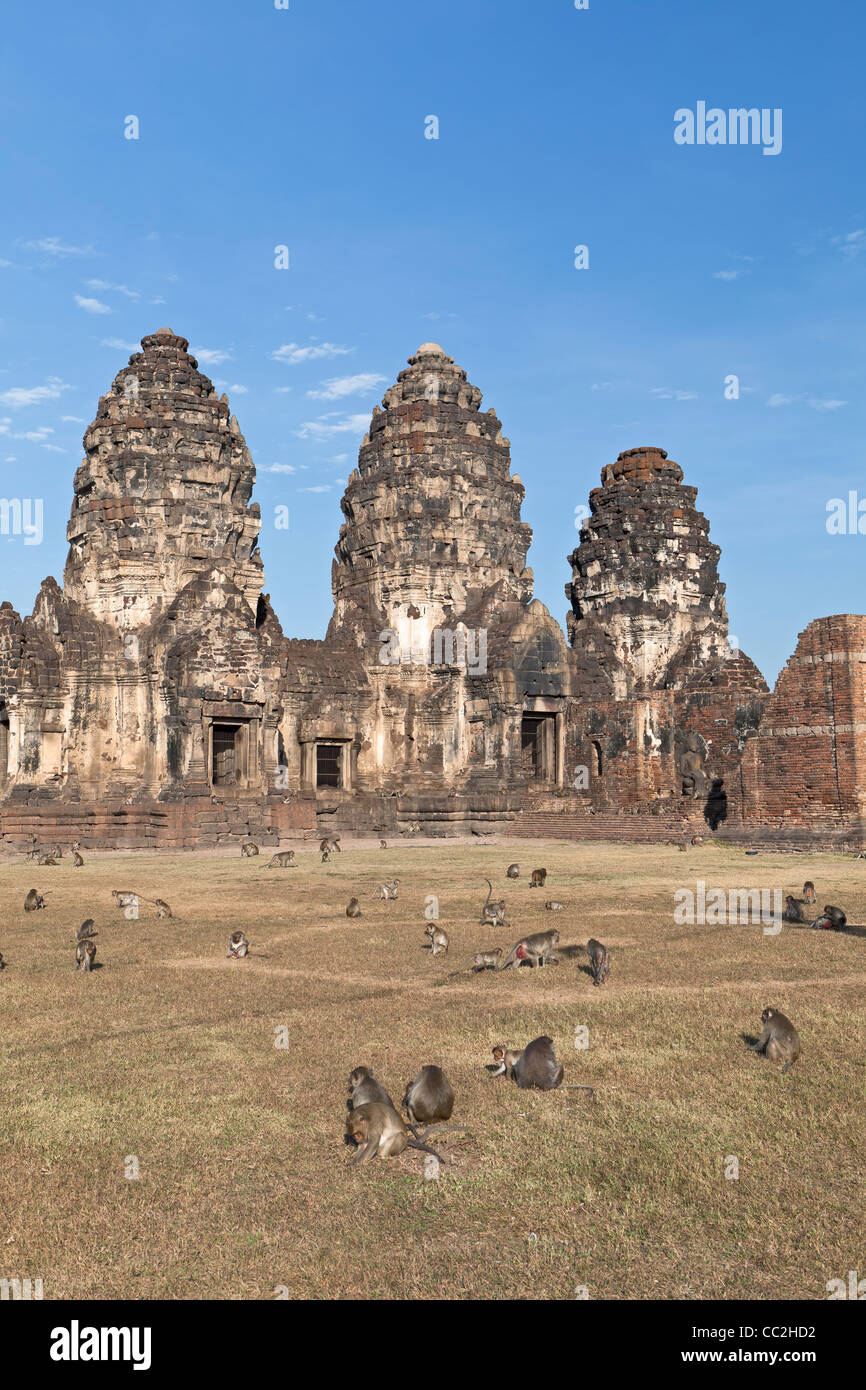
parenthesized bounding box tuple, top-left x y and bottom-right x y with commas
(0, 334, 862, 851)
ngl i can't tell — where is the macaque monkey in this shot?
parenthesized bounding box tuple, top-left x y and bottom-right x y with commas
(499, 929, 560, 971)
(587, 938, 610, 986)
(241, 843, 259, 857)
(154, 899, 172, 919)
(346, 897, 362, 918)
(424, 923, 449, 956)
(480, 880, 507, 926)
(375, 879, 400, 901)
(782, 895, 805, 923)
(490, 1045, 521, 1080)
(72, 850, 84, 867)
(37, 854, 58, 867)
(319, 836, 341, 854)
(75, 940, 97, 973)
(378, 839, 388, 850)
(344, 1103, 443, 1166)
(75, 919, 97, 943)
(112, 890, 138, 908)
(800, 881, 817, 905)
(447, 948, 503, 977)
(530, 868, 547, 888)
(347, 1065, 395, 1111)
(402, 1065, 454, 1129)
(506, 863, 520, 879)
(268, 851, 297, 868)
(321, 849, 331, 863)
(227, 931, 249, 959)
(811, 905, 847, 931)
(492, 1036, 593, 1093)
(749, 1007, 801, 1073)
(24, 889, 45, 912)
(52, 844, 63, 859)
(544, 900, 564, 911)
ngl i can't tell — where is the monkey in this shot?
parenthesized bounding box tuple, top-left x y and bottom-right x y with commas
(344, 1103, 444, 1166)
(378, 838, 388, 850)
(37, 853, 58, 867)
(446, 948, 503, 977)
(52, 844, 63, 859)
(267, 851, 297, 868)
(782, 895, 805, 924)
(587, 938, 610, 986)
(678, 841, 690, 853)
(154, 899, 172, 919)
(75, 940, 97, 973)
(544, 900, 564, 911)
(480, 879, 507, 926)
(72, 850, 84, 867)
(226, 931, 249, 959)
(800, 881, 817, 905)
(423, 923, 449, 956)
(347, 1065, 395, 1112)
(241, 843, 259, 857)
(402, 1065, 454, 1127)
(75, 919, 97, 943)
(346, 897, 362, 918)
(499, 929, 560, 971)
(71, 841, 81, 851)
(24, 889, 45, 913)
(321, 849, 331, 863)
(375, 879, 400, 901)
(0, 951, 6, 970)
(492, 1036, 594, 1094)
(24, 848, 39, 863)
(112, 890, 138, 908)
(319, 835, 341, 854)
(529, 868, 547, 888)
(506, 863, 520, 879)
(111, 890, 170, 917)
(811, 905, 847, 931)
(748, 1007, 801, 1074)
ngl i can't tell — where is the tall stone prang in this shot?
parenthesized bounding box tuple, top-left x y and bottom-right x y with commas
(64, 329, 263, 631)
(566, 447, 732, 698)
(328, 343, 533, 658)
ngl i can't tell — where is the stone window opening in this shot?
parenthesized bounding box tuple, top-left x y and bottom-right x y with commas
(521, 714, 557, 781)
(212, 722, 243, 787)
(316, 742, 344, 788)
(592, 740, 603, 777)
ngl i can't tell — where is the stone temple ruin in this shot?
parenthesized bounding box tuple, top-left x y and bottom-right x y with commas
(1, 329, 864, 851)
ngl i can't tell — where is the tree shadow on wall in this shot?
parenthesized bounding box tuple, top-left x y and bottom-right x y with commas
(704, 779, 728, 831)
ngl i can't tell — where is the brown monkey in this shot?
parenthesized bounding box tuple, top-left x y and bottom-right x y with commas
(402, 1066, 454, 1127)
(375, 879, 400, 901)
(587, 938, 610, 986)
(241, 843, 259, 857)
(347, 1065, 395, 1111)
(112, 890, 138, 908)
(75, 919, 97, 943)
(227, 931, 249, 959)
(499, 929, 560, 971)
(812, 905, 847, 931)
(75, 940, 97, 973)
(378, 838, 388, 850)
(52, 844, 63, 859)
(268, 851, 297, 868)
(346, 897, 362, 918)
(480, 880, 507, 926)
(424, 923, 449, 956)
(37, 853, 58, 867)
(24, 889, 45, 912)
(544, 900, 564, 911)
(344, 1103, 443, 1166)
(749, 1007, 801, 1074)
(321, 849, 331, 863)
(319, 835, 341, 854)
(530, 868, 547, 888)
(506, 863, 520, 879)
(154, 899, 172, 919)
(782, 895, 805, 923)
(494, 1036, 593, 1093)
(446, 948, 503, 977)
(491, 1045, 521, 1079)
(800, 881, 817, 905)
(72, 850, 84, 867)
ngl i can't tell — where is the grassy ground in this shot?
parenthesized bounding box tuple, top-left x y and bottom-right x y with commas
(1, 838, 863, 1301)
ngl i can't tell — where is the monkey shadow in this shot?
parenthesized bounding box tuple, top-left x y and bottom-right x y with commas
(559, 944, 586, 963)
(740, 1031, 759, 1049)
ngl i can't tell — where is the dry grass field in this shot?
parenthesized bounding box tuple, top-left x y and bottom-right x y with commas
(1, 838, 863, 1301)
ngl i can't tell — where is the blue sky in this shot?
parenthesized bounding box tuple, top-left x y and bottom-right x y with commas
(1, 0, 863, 684)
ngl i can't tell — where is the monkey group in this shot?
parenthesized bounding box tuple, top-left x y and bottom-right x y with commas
(111, 890, 172, 918)
(268, 850, 297, 868)
(375, 879, 400, 901)
(345, 1063, 456, 1165)
(781, 882, 847, 931)
(490, 1036, 593, 1094)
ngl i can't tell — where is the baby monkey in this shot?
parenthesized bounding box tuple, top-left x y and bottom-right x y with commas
(227, 931, 249, 959)
(490, 1036, 593, 1093)
(748, 1007, 800, 1073)
(24, 889, 46, 913)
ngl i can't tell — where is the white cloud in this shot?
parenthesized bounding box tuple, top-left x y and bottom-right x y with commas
(74, 294, 111, 315)
(0, 378, 71, 408)
(62, 415, 86, 423)
(272, 342, 351, 365)
(712, 269, 743, 281)
(100, 337, 140, 352)
(590, 382, 612, 391)
(41, 443, 67, 453)
(808, 397, 846, 411)
(86, 278, 139, 299)
(767, 394, 795, 408)
(263, 464, 296, 475)
(831, 229, 865, 258)
(274, 387, 292, 394)
(227, 384, 248, 394)
(650, 388, 698, 402)
(299, 485, 333, 493)
(307, 372, 387, 401)
(0, 258, 15, 269)
(23, 236, 94, 257)
(192, 347, 232, 365)
(294, 412, 369, 440)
